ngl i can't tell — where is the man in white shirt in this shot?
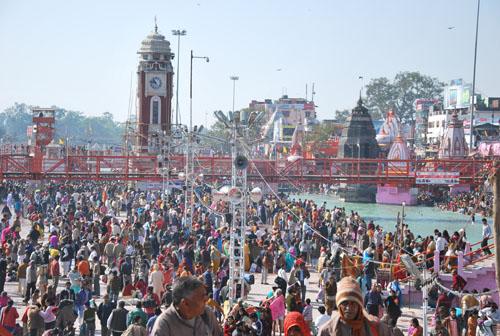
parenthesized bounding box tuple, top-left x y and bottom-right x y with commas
(255, 227, 266, 240)
(315, 306, 330, 329)
(482, 218, 492, 255)
(435, 232, 447, 256)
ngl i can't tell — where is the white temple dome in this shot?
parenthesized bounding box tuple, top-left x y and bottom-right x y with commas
(138, 28, 171, 55)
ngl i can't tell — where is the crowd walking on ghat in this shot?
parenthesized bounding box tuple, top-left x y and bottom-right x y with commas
(0, 180, 497, 336)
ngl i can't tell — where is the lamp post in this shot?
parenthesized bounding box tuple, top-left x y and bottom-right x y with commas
(469, 0, 481, 150)
(172, 29, 187, 126)
(190, 50, 210, 133)
(183, 50, 209, 230)
(401, 201, 406, 244)
(230, 76, 239, 112)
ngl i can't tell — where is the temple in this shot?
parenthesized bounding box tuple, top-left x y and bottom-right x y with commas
(337, 97, 380, 202)
(438, 111, 468, 158)
(376, 132, 418, 205)
(439, 111, 470, 194)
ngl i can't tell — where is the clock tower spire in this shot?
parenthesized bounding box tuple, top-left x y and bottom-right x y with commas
(134, 21, 174, 153)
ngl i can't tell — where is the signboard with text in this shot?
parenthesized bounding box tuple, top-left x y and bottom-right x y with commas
(416, 171, 460, 185)
(444, 81, 472, 110)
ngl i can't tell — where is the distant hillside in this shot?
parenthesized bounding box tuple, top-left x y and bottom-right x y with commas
(0, 103, 125, 145)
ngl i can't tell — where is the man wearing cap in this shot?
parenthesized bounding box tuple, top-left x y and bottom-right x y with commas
(319, 276, 393, 336)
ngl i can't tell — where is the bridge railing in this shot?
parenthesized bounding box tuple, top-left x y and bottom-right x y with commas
(0, 154, 494, 183)
(396, 236, 495, 282)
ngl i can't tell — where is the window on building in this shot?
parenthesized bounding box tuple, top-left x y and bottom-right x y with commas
(305, 111, 311, 118)
(152, 101, 159, 124)
(428, 122, 434, 128)
(153, 54, 160, 60)
(282, 111, 290, 118)
(143, 54, 148, 60)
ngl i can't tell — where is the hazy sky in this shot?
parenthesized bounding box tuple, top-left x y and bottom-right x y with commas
(1, 0, 499, 126)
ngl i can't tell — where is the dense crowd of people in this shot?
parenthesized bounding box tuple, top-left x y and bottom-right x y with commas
(437, 189, 493, 218)
(0, 180, 496, 336)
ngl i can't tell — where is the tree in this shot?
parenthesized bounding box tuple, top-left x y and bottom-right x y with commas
(334, 109, 351, 123)
(0, 103, 124, 145)
(304, 122, 338, 144)
(365, 71, 444, 123)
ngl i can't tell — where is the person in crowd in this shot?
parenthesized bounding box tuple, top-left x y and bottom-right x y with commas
(82, 301, 97, 336)
(364, 283, 383, 318)
(480, 218, 492, 255)
(0, 299, 19, 333)
(27, 303, 45, 336)
(150, 276, 222, 336)
(97, 294, 116, 336)
(408, 318, 423, 336)
(107, 300, 129, 336)
(126, 301, 148, 327)
(284, 311, 311, 336)
(314, 306, 330, 331)
(302, 298, 313, 330)
(123, 315, 147, 336)
(318, 276, 392, 336)
(384, 289, 402, 327)
(24, 261, 37, 303)
(146, 308, 162, 335)
(443, 307, 464, 336)
(432, 319, 450, 336)
(324, 276, 337, 315)
(267, 288, 284, 336)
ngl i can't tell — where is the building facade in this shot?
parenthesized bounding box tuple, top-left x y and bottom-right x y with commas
(250, 95, 317, 144)
(426, 79, 500, 147)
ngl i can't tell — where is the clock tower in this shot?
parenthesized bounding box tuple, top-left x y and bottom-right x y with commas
(135, 23, 174, 153)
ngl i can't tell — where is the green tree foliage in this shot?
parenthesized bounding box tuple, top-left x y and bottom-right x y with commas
(365, 71, 444, 123)
(334, 109, 351, 123)
(0, 103, 124, 145)
(304, 122, 338, 144)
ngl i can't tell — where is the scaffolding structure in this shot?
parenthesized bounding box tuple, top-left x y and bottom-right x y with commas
(228, 125, 247, 300)
(183, 131, 195, 230)
(213, 110, 266, 302)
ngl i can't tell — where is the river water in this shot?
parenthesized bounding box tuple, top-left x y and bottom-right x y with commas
(296, 193, 488, 243)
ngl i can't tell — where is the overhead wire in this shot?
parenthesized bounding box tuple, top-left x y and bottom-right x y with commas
(239, 141, 411, 268)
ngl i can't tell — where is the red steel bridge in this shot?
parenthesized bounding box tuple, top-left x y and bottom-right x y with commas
(0, 153, 494, 186)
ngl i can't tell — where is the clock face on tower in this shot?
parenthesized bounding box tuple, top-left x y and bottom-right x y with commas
(149, 76, 162, 90)
(145, 73, 166, 96)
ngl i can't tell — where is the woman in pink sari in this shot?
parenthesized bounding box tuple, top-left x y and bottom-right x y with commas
(269, 289, 285, 336)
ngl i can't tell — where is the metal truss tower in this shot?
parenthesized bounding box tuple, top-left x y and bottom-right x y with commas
(228, 125, 247, 301)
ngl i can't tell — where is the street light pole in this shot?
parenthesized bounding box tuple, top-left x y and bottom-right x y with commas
(172, 29, 187, 126)
(230, 76, 239, 112)
(183, 50, 209, 230)
(190, 51, 210, 133)
(469, 0, 481, 151)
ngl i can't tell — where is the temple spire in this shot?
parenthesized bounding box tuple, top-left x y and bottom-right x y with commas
(154, 16, 158, 33)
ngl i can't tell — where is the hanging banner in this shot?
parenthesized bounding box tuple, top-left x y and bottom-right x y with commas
(416, 171, 460, 185)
